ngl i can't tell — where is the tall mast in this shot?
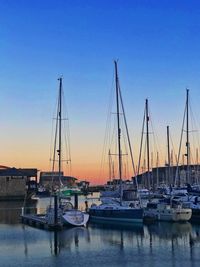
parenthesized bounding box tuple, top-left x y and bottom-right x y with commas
(58, 77, 62, 183)
(186, 89, 190, 183)
(145, 99, 150, 189)
(156, 152, 159, 188)
(171, 150, 174, 185)
(108, 149, 112, 182)
(196, 148, 199, 184)
(167, 126, 171, 185)
(114, 60, 122, 205)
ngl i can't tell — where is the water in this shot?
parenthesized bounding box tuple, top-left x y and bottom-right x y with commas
(0, 196, 200, 267)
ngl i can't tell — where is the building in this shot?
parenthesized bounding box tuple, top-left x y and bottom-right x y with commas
(133, 164, 200, 188)
(0, 167, 37, 200)
(39, 171, 78, 189)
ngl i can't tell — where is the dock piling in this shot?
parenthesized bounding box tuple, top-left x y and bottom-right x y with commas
(74, 193, 78, 209)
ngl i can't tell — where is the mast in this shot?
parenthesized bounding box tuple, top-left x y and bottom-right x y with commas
(108, 149, 112, 182)
(196, 148, 199, 184)
(58, 77, 62, 185)
(186, 89, 190, 184)
(167, 126, 171, 185)
(142, 158, 146, 188)
(156, 152, 159, 188)
(171, 150, 174, 185)
(114, 60, 123, 205)
(145, 99, 150, 190)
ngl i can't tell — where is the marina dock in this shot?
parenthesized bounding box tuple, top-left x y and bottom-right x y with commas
(21, 214, 63, 230)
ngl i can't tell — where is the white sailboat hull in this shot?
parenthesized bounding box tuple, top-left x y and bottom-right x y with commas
(62, 210, 89, 227)
(144, 205, 192, 222)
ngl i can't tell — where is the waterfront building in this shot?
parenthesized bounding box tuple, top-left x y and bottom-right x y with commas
(134, 164, 200, 188)
(39, 171, 77, 189)
(0, 167, 37, 200)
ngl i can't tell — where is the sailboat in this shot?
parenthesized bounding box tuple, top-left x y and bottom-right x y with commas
(46, 77, 89, 227)
(143, 94, 192, 222)
(169, 89, 200, 222)
(89, 61, 143, 224)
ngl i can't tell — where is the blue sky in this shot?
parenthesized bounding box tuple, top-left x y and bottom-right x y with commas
(1, 0, 200, 182)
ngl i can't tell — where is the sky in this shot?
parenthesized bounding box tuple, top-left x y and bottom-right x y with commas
(1, 0, 200, 184)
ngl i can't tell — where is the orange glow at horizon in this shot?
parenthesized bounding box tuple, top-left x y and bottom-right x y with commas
(0, 130, 191, 185)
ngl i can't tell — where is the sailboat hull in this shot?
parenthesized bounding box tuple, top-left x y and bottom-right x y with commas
(89, 206, 143, 223)
(62, 210, 89, 227)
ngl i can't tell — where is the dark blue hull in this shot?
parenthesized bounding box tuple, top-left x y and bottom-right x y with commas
(190, 209, 200, 223)
(89, 208, 143, 223)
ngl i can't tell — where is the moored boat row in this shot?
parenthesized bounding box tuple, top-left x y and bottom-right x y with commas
(21, 63, 200, 229)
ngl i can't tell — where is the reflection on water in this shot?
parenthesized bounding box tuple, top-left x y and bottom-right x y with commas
(147, 221, 192, 239)
(49, 227, 91, 255)
(0, 200, 37, 224)
(1, 198, 200, 266)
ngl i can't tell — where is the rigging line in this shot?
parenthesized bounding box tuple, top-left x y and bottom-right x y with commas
(137, 109, 145, 176)
(174, 102, 187, 186)
(110, 117, 117, 148)
(49, 89, 60, 171)
(142, 138, 147, 186)
(189, 94, 199, 131)
(105, 92, 116, 180)
(101, 111, 114, 180)
(189, 101, 196, 167)
(62, 113, 71, 165)
(189, 101, 200, 159)
(148, 107, 163, 166)
(125, 154, 130, 179)
(190, 151, 194, 167)
(51, 93, 59, 173)
(50, 87, 60, 206)
(63, 120, 72, 176)
(114, 60, 123, 205)
(118, 82, 137, 178)
(121, 124, 129, 178)
(49, 115, 56, 171)
(62, 90, 72, 176)
(121, 121, 129, 156)
(98, 70, 115, 181)
(169, 133, 178, 166)
(191, 128, 196, 165)
(58, 78, 63, 188)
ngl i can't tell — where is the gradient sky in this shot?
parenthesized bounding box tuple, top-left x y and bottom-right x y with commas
(1, 0, 200, 184)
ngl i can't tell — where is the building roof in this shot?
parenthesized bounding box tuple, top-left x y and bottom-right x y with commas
(18, 168, 38, 177)
(0, 168, 28, 177)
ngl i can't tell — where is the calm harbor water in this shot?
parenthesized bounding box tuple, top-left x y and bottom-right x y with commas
(0, 195, 200, 267)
